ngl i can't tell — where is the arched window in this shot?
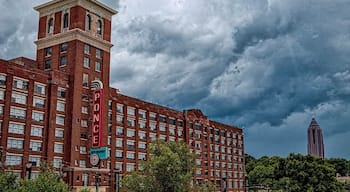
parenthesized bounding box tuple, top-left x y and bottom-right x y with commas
(63, 13, 69, 29)
(97, 19, 102, 35)
(48, 17, 54, 33)
(86, 14, 91, 31)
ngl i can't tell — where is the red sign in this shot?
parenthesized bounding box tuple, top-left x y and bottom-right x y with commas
(92, 89, 103, 147)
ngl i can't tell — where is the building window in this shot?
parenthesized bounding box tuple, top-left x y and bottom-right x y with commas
(32, 111, 44, 122)
(83, 73, 89, 87)
(138, 153, 146, 160)
(81, 106, 88, 114)
(95, 61, 101, 72)
(169, 118, 175, 125)
(84, 44, 90, 54)
(159, 125, 166, 133)
(59, 56, 67, 66)
(55, 129, 64, 138)
(138, 121, 146, 129)
(57, 88, 66, 99)
(11, 92, 27, 105)
(8, 123, 25, 134)
(7, 138, 24, 149)
(0, 105, 3, 115)
(13, 78, 28, 90)
(45, 47, 52, 57)
(115, 151, 123, 158)
(138, 132, 146, 140)
(33, 97, 45, 108)
(86, 14, 91, 31)
(10, 107, 26, 120)
(126, 152, 135, 160)
(81, 119, 88, 127)
(127, 107, 135, 116)
(82, 173, 88, 186)
(57, 101, 65, 112)
(34, 83, 46, 95)
(149, 123, 156, 131)
(53, 158, 62, 168)
(97, 19, 102, 35)
(83, 57, 90, 68)
(60, 43, 68, 52)
(54, 143, 63, 153)
(138, 142, 146, 150)
(126, 164, 135, 172)
(63, 13, 69, 29)
(48, 17, 54, 33)
(29, 156, 41, 167)
(31, 126, 43, 137)
(29, 141, 42, 151)
(96, 49, 102, 58)
(127, 129, 135, 137)
(116, 115, 124, 124)
(45, 60, 51, 69)
(79, 160, 86, 168)
(159, 116, 166, 123)
(127, 140, 135, 149)
(116, 127, 123, 136)
(138, 110, 146, 119)
(117, 104, 123, 113)
(116, 139, 123, 147)
(56, 115, 65, 125)
(0, 74, 6, 86)
(127, 118, 135, 127)
(0, 90, 4, 100)
(5, 155, 22, 166)
(169, 128, 175, 135)
(149, 113, 156, 121)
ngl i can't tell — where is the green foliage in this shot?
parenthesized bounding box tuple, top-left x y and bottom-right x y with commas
(246, 153, 346, 192)
(16, 165, 68, 192)
(121, 140, 195, 192)
(0, 171, 19, 192)
(326, 158, 348, 176)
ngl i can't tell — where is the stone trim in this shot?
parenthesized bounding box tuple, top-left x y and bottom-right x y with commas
(34, 0, 117, 19)
(35, 28, 113, 52)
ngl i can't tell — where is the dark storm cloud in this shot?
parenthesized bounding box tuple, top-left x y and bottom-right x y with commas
(110, 0, 350, 158)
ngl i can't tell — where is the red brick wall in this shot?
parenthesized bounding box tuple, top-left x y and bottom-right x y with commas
(70, 6, 86, 31)
(38, 16, 47, 39)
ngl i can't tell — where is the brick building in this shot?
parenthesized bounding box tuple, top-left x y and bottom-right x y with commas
(0, 0, 245, 191)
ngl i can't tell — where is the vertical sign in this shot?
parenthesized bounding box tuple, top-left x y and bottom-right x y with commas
(91, 80, 104, 148)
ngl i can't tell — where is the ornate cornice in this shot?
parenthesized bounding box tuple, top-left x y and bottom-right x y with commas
(34, 28, 113, 52)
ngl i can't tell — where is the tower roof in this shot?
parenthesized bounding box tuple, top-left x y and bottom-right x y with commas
(309, 117, 320, 127)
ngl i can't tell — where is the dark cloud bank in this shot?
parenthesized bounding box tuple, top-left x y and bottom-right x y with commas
(1, 0, 349, 158)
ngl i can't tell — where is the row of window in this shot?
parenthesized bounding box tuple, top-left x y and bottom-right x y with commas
(5, 155, 62, 169)
(0, 75, 46, 95)
(6, 138, 63, 154)
(112, 104, 183, 126)
(46, 11, 103, 35)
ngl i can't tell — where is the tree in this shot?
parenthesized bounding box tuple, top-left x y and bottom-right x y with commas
(0, 171, 19, 192)
(326, 158, 348, 176)
(246, 154, 346, 192)
(16, 165, 68, 192)
(121, 140, 195, 192)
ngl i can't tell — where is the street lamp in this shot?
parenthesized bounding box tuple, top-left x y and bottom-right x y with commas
(26, 162, 32, 179)
(222, 176, 227, 192)
(114, 168, 120, 192)
(95, 172, 101, 192)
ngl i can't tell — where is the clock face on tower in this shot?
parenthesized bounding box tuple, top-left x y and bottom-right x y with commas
(90, 154, 100, 167)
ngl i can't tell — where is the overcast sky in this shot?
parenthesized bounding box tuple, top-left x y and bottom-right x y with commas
(1, 0, 349, 159)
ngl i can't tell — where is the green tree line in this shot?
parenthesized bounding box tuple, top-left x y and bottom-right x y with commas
(246, 153, 350, 192)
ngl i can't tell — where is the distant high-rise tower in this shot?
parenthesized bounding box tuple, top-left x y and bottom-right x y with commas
(307, 117, 325, 158)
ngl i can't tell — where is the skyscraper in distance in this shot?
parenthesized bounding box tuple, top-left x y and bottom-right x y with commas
(307, 117, 325, 158)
